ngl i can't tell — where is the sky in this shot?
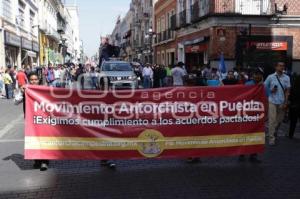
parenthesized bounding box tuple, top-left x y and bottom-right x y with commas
(65, 0, 131, 57)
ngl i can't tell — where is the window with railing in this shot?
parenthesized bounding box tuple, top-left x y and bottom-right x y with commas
(30, 10, 35, 34)
(191, 1, 200, 22)
(179, 10, 187, 27)
(18, 0, 26, 28)
(214, 0, 271, 15)
(3, 0, 13, 22)
(166, 29, 172, 40)
(235, 0, 271, 15)
(170, 14, 176, 30)
(18, 8, 25, 28)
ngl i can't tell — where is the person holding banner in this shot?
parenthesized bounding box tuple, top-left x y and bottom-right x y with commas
(22, 72, 50, 171)
(239, 69, 264, 163)
(264, 62, 291, 146)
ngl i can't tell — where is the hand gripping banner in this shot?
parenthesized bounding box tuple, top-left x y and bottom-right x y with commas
(24, 85, 267, 160)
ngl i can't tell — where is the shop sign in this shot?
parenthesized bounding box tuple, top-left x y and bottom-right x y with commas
(22, 38, 33, 50)
(185, 44, 208, 53)
(32, 42, 39, 52)
(4, 31, 21, 47)
(250, 42, 288, 51)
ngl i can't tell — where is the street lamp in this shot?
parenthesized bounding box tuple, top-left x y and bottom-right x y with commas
(59, 37, 67, 64)
(146, 27, 156, 64)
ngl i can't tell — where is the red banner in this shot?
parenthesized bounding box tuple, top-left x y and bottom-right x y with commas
(25, 85, 267, 160)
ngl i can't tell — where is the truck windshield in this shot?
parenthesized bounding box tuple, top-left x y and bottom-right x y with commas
(102, 63, 132, 71)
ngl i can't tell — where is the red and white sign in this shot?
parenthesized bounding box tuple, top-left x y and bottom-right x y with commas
(185, 44, 208, 53)
(250, 42, 288, 51)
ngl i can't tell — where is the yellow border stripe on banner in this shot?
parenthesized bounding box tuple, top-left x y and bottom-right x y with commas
(25, 132, 265, 151)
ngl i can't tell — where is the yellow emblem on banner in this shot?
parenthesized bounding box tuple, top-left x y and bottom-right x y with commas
(137, 129, 165, 158)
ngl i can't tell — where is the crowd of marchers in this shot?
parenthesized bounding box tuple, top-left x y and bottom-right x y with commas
(0, 60, 299, 169)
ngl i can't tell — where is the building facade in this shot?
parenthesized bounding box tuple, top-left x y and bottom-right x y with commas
(153, 0, 300, 74)
(65, 4, 81, 63)
(130, 0, 153, 63)
(153, 0, 176, 66)
(0, 0, 81, 68)
(38, 0, 62, 66)
(1, 0, 39, 68)
(119, 11, 133, 61)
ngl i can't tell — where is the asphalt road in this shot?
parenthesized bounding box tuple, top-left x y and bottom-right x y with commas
(0, 98, 300, 199)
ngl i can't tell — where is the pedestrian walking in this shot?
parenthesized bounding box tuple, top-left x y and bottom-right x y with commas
(3, 69, 13, 99)
(63, 65, 73, 88)
(171, 62, 187, 86)
(45, 65, 55, 86)
(264, 62, 291, 146)
(76, 64, 85, 89)
(53, 66, 62, 87)
(211, 68, 220, 80)
(90, 66, 98, 90)
(153, 65, 161, 88)
(221, 71, 238, 85)
(165, 65, 172, 87)
(16, 68, 28, 88)
(158, 65, 167, 87)
(0, 67, 5, 97)
(9, 66, 17, 93)
(288, 74, 300, 139)
(142, 64, 153, 88)
(202, 65, 212, 80)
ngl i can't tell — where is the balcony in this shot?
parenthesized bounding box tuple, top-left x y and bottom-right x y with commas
(179, 10, 187, 27)
(155, 33, 161, 43)
(45, 27, 60, 41)
(166, 29, 172, 40)
(2, 0, 13, 23)
(213, 0, 273, 15)
(162, 31, 167, 41)
(170, 14, 177, 30)
(57, 23, 66, 34)
(191, 1, 200, 22)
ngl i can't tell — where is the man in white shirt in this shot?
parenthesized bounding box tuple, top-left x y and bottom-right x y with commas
(53, 66, 62, 87)
(171, 62, 187, 86)
(142, 64, 153, 88)
(264, 62, 291, 145)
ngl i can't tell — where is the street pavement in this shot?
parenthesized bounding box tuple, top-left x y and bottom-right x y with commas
(0, 98, 300, 199)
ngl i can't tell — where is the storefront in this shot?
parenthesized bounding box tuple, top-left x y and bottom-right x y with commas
(21, 37, 37, 67)
(32, 41, 39, 66)
(4, 31, 21, 68)
(185, 43, 208, 72)
(47, 48, 63, 65)
(236, 35, 293, 76)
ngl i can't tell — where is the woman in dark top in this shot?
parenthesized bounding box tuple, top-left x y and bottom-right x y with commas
(289, 75, 300, 139)
(22, 72, 49, 171)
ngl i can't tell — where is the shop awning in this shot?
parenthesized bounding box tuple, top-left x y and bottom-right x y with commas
(27, 51, 37, 58)
(23, 49, 37, 58)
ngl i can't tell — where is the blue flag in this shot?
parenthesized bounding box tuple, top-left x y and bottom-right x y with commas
(219, 53, 227, 74)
